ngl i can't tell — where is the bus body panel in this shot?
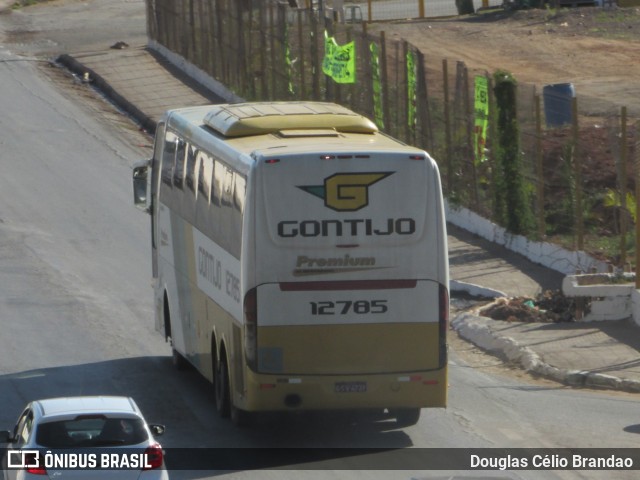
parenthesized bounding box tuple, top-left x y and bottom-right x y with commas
(157, 199, 242, 380)
(256, 321, 441, 375)
(255, 281, 441, 375)
(252, 152, 448, 287)
(240, 367, 448, 411)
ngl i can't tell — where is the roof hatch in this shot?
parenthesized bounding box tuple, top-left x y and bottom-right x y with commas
(203, 102, 378, 138)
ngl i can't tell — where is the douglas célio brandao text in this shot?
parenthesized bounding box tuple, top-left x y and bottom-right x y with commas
(470, 453, 634, 470)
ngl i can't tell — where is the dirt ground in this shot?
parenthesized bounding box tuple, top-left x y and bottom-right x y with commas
(371, 5, 640, 118)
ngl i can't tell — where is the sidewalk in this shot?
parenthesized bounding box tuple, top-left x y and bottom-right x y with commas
(57, 44, 640, 393)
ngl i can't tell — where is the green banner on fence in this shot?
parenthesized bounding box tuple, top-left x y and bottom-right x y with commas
(370, 42, 384, 129)
(474, 75, 489, 164)
(407, 50, 417, 132)
(323, 31, 355, 84)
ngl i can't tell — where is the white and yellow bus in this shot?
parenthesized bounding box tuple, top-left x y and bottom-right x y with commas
(133, 102, 449, 427)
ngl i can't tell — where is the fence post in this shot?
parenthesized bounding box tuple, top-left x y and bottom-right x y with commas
(298, 10, 306, 100)
(619, 106, 628, 267)
(360, 24, 372, 118)
(196, 0, 205, 72)
(269, 3, 277, 99)
(347, 27, 355, 110)
(395, 41, 402, 140)
(572, 96, 584, 251)
(180, 0, 188, 58)
(257, 2, 266, 98)
(237, 0, 247, 95)
(535, 93, 545, 239)
(635, 119, 640, 288)
(309, 11, 320, 100)
(463, 65, 478, 207)
(215, 0, 227, 84)
(324, 19, 334, 102)
(380, 31, 390, 132)
(404, 42, 417, 145)
(189, 0, 196, 64)
(487, 74, 496, 221)
(443, 59, 453, 195)
(416, 50, 433, 153)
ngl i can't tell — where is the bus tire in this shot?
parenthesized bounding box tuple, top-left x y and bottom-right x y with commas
(393, 408, 421, 427)
(165, 296, 188, 370)
(215, 352, 231, 418)
(230, 403, 251, 427)
(171, 347, 188, 370)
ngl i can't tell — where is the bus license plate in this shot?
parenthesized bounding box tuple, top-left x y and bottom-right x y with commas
(335, 381, 367, 393)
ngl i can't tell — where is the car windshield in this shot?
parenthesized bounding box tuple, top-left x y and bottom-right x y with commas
(36, 417, 148, 447)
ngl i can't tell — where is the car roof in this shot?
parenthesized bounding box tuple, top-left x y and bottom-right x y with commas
(33, 396, 140, 418)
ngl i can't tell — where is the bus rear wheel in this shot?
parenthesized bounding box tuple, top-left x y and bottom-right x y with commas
(230, 403, 251, 427)
(215, 354, 230, 418)
(393, 408, 421, 427)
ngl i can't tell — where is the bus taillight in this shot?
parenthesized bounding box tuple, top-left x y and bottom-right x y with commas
(244, 288, 258, 371)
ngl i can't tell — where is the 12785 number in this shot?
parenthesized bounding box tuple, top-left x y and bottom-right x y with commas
(310, 300, 388, 315)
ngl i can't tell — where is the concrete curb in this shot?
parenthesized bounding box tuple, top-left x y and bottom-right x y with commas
(55, 54, 158, 135)
(450, 280, 506, 299)
(451, 312, 640, 393)
(147, 40, 244, 104)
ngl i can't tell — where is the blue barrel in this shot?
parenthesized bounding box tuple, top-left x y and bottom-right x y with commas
(543, 83, 575, 128)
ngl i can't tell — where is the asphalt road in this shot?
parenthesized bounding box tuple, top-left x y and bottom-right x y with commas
(0, 2, 639, 480)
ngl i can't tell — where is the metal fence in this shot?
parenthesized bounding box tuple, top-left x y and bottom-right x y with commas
(299, 0, 504, 21)
(146, 0, 640, 269)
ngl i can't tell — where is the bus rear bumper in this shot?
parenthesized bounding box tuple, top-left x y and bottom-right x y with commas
(239, 368, 447, 412)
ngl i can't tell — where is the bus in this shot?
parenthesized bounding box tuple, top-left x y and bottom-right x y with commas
(132, 102, 449, 427)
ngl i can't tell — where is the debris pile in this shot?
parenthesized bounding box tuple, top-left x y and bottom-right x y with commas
(479, 290, 576, 323)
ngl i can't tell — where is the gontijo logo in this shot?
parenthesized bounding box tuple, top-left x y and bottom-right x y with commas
(298, 172, 393, 211)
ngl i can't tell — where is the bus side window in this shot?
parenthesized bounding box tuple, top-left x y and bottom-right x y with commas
(197, 152, 213, 204)
(185, 145, 198, 194)
(212, 160, 223, 207)
(173, 139, 187, 190)
(221, 165, 234, 207)
(161, 131, 178, 187)
(234, 174, 246, 213)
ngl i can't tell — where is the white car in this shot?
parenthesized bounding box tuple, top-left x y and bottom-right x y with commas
(0, 396, 169, 479)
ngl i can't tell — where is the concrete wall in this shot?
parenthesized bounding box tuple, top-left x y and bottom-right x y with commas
(446, 202, 640, 327)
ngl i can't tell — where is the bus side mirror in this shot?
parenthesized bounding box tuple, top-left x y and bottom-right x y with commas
(133, 160, 151, 213)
